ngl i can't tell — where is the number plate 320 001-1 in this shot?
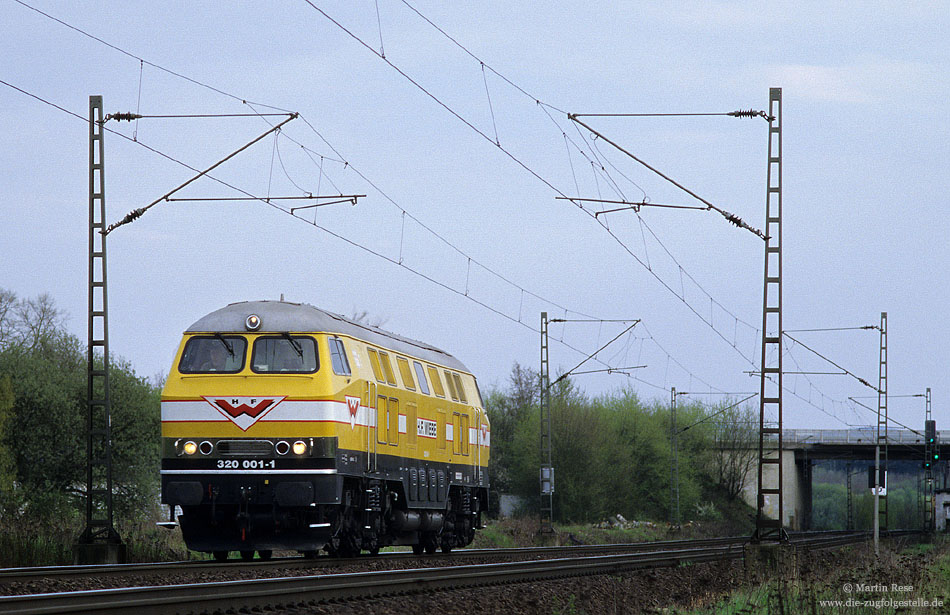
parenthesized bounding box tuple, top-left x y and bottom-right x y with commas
(216, 459, 277, 470)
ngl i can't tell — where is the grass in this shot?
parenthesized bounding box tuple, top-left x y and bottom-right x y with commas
(677, 537, 950, 615)
(551, 593, 585, 615)
(470, 517, 673, 550)
(0, 513, 195, 567)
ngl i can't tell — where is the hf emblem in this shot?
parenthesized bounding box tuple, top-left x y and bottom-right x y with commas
(203, 396, 286, 431)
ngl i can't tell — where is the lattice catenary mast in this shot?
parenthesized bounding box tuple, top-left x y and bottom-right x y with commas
(75, 96, 125, 563)
(670, 387, 680, 526)
(873, 311, 888, 554)
(753, 88, 785, 542)
(539, 312, 554, 533)
(924, 388, 935, 531)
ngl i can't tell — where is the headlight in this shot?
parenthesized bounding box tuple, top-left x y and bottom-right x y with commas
(275, 440, 290, 455)
(292, 440, 307, 455)
(183, 441, 198, 455)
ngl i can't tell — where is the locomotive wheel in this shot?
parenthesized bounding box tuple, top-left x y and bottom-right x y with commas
(423, 539, 438, 555)
(342, 536, 361, 557)
(240, 550, 255, 561)
(411, 543, 423, 555)
(303, 550, 319, 559)
(258, 550, 273, 560)
(213, 551, 229, 561)
(327, 534, 360, 558)
(440, 540, 453, 554)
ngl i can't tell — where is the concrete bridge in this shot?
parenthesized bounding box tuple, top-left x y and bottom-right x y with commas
(737, 428, 949, 530)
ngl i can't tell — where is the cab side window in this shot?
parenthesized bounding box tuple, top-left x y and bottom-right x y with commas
(328, 337, 351, 376)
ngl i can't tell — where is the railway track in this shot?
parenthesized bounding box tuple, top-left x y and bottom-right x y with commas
(0, 530, 910, 614)
(0, 534, 746, 588)
(0, 530, 865, 588)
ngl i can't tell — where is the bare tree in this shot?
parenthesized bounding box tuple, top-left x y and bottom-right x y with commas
(16, 293, 65, 349)
(350, 309, 388, 329)
(710, 403, 758, 500)
(508, 363, 538, 409)
(0, 289, 17, 349)
(0, 289, 68, 351)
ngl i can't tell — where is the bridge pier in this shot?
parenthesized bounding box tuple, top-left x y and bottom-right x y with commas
(937, 490, 950, 532)
(799, 457, 813, 531)
(741, 449, 811, 530)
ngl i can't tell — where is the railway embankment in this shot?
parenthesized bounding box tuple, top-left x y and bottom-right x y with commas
(273, 535, 950, 614)
(1, 531, 937, 613)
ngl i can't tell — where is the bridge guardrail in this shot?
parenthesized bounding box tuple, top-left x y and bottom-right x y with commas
(783, 428, 949, 446)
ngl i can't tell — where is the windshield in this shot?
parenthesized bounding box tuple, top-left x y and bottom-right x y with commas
(178, 336, 247, 373)
(252, 336, 319, 373)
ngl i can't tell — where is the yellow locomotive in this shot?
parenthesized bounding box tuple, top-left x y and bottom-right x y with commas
(160, 300, 489, 559)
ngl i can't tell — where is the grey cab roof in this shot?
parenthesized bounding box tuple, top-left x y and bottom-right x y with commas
(186, 300, 470, 373)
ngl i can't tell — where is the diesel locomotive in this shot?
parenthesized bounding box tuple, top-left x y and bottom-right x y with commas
(160, 300, 489, 559)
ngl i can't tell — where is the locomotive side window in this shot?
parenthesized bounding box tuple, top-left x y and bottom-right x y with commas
(413, 361, 430, 395)
(328, 337, 351, 375)
(179, 335, 247, 373)
(427, 366, 446, 398)
(367, 348, 385, 382)
(396, 356, 415, 391)
(251, 336, 318, 373)
(452, 373, 468, 404)
(444, 370, 459, 401)
(378, 351, 397, 386)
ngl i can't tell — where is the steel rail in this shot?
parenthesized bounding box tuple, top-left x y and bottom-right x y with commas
(0, 530, 870, 587)
(0, 531, 906, 615)
(0, 546, 743, 614)
(0, 535, 743, 586)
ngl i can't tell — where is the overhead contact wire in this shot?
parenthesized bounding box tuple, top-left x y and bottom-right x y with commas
(11, 4, 755, 398)
(21, 0, 755, 397)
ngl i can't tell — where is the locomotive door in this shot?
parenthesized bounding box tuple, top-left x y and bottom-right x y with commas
(451, 412, 461, 456)
(473, 407, 481, 483)
(460, 411, 472, 476)
(377, 395, 389, 448)
(366, 381, 377, 472)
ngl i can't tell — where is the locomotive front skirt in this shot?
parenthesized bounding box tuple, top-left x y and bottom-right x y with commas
(160, 300, 489, 558)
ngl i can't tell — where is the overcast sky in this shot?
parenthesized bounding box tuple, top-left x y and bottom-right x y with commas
(2, 1, 947, 431)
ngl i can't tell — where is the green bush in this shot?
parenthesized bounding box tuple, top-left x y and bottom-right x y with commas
(486, 364, 757, 525)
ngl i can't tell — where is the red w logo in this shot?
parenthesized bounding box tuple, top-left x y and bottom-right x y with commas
(214, 398, 273, 418)
(203, 396, 286, 431)
(345, 396, 360, 429)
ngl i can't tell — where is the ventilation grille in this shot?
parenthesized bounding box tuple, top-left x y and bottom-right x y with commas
(216, 440, 273, 457)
